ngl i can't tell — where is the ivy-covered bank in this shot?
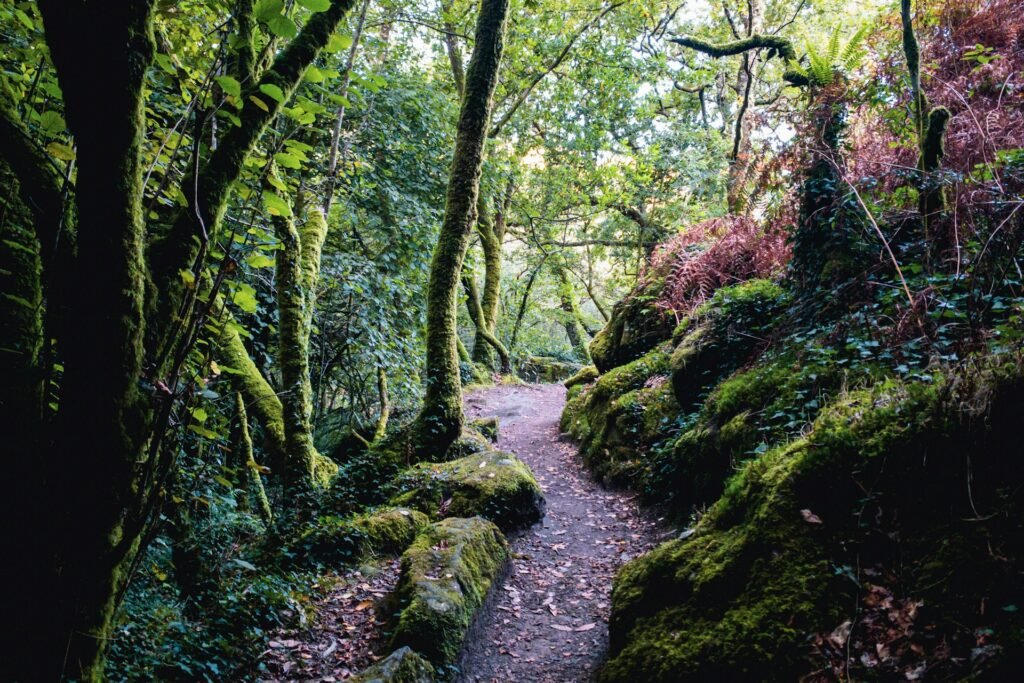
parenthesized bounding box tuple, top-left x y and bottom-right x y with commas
(563, 272, 1024, 680)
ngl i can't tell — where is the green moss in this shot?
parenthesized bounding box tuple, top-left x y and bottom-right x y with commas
(468, 416, 499, 443)
(389, 450, 545, 532)
(391, 517, 510, 666)
(519, 355, 581, 383)
(670, 279, 785, 408)
(564, 364, 599, 390)
(560, 344, 673, 482)
(590, 276, 675, 373)
(291, 507, 430, 566)
(602, 376, 1003, 681)
(349, 646, 435, 683)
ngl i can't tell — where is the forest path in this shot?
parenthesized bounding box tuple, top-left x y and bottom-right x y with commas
(458, 383, 664, 682)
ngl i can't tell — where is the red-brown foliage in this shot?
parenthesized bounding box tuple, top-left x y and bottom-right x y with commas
(648, 216, 790, 316)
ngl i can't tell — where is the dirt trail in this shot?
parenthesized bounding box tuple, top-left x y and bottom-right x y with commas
(458, 383, 665, 683)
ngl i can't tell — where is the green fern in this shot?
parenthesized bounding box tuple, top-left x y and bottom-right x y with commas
(792, 23, 869, 87)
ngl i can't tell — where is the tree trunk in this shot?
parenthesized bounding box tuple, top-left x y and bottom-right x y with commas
(556, 261, 591, 363)
(24, 3, 156, 679)
(233, 392, 274, 525)
(414, 0, 510, 456)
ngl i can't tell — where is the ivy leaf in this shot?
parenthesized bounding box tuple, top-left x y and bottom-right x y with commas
(298, 0, 331, 12)
(46, 142, 76, 161)
(246, 253, 277, 269)
(259, 83, 286, 103)
(267, 14, 297, 38)
(303, 65, 325, 83)
(39, 110, 65, 136)
(274, 152, 302, 169)
(248, 95, 270, 112)
(215, 75, 241, 98)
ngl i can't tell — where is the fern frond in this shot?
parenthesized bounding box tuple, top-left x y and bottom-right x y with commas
(827, 24, 842, 67)
(841, 24, 869, 71)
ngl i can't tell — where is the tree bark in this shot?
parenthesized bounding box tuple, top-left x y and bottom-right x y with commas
(415, 0, 510, 456)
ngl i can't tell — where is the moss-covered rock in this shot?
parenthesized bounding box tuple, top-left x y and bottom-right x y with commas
(468, 416, 499, 443)
(444, 428, 492, 460)
(391, 517, 510, 667)
(291, 507, 430, 565)
(564, 364, 599, 390)
(589, 277, 675, 373)
(670, 279, 786, 408)
(602, 369, 1024, 681)
(519, 355, 581, 383)
(389, 450, 545, 532)
(560, 344, 674, 483)
(349, 646, 434, 683)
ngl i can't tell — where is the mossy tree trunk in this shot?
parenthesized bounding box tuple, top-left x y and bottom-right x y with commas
(3, 1, 357, 677)
(273, 201, 330, 505)
(556, 260, 592, 363)
(901, 0, 951, 260)
(233, 392, 274, 525)
(472, 187, 510, 367)
(414, 0, 510, 457)
(464, 272, 512, 372)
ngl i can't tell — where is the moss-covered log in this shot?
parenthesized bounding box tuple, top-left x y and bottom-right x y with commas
(414, 0, 510, 456)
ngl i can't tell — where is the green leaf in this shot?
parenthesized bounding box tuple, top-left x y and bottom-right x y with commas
(215, 75, 241, 98)
(267, 14, 297, 38)
(232, 282, 259, 313)
(246, 253, 277, 269)
(248, 95, 270, 112)
(214, 474, 235, 489)
(259, 83, 286, 102)
(189, 424, 221, 440)
(190, 406, 208, 423)
(303, 65, 325, 83)
(46, 142, 75, 161)
(327, 33, 353, 52)
(298, 0, 331, 12)
(39, 110, 65, 135)
(232, 558, 258, 571)
(262, 190, 293, 217)
(274, 152, 302, 169)
(254, 0, 284, 22)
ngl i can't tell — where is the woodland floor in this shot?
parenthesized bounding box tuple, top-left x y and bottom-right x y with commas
(259, 383, 666, 682)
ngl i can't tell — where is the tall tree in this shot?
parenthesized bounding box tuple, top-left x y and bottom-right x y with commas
(414, 0, 510, 455)
(3, 1, 358, 677)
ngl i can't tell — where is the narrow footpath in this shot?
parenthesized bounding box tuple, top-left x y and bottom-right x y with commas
(458, 383, 665, 683)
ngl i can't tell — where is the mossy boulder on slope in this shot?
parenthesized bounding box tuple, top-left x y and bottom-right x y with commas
(519, 355, 581, 383)
(391, 517, 510, 667)
(349, 646, 434, 683)
(601, 370, 1024, 681)
(670, 279, 786, 408)
(560, 343, 674, 484)
(589, 277, 675, 373)
(389, 450, 545, 532)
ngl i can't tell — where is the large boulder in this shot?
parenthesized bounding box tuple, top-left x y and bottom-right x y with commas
(391, 517, 510, 667)
(389, 450, 544, 533)
(519, 355, 581, 383)
(349, 646, 434, 683)
(670, 279, 785, 408)
(602, 372, 1024, 681)
(589, 278, 675, 373)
